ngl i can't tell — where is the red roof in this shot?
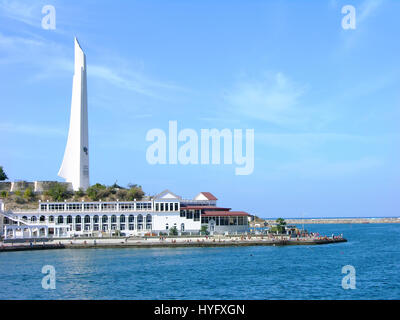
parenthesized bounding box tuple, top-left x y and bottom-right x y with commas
(199, 192, 218, 201)
(202, 211, 250, 217)
(181, 206, 230, 210)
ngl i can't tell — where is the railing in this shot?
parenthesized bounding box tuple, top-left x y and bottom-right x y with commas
(1, 211, 53, 227)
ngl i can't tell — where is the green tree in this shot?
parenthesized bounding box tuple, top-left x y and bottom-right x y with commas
(86, 183, 107, 201)
(45, 182, 73, 201)
(23, 187, 35, 201)
(0, 166, 8, 181)
(276, 218, 286, 226)
(201, 225, 209, 235)
(126, 184, 144, 201)
(169, 226, 178, 236)
(0, 191, 9, 198)
(116, 188, 128, 200)
(74, 188, 85, 198)
(272, 218, 287, 234)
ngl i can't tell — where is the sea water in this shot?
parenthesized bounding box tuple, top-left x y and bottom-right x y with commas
(0, 224, 399, 299)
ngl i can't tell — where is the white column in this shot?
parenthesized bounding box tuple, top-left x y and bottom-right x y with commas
(90, 215, 94, 234)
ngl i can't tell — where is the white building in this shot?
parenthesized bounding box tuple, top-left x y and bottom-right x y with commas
(0, 191, 249, 239)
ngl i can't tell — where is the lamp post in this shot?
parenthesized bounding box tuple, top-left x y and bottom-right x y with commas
(301, 212, 305, 234)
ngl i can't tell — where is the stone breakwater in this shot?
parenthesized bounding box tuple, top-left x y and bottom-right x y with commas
(262, 217, 400, 224)
(0, 236, 346, 252)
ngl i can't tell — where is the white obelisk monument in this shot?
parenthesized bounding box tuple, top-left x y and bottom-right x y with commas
(58, 37, 90, 191)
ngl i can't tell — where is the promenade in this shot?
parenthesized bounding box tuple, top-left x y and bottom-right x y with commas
(0, 234, 346, 252)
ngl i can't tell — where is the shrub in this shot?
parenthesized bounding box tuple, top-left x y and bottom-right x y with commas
(23, 187, 35, 201)
(74, 188, 85, 198)
(0, 190, 8, 198)
(169, 226, 178, 236)
(126, 184, 144, 201)
(15, 196, 25, 204)
(201, 225, 209, 235)
(45, 182, 73, 201)
(86, 183, 107, 201)
(116, 189, 128, 200)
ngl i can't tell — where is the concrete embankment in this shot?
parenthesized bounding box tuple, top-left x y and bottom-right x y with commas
(65, 238, 346, 249)
(0, 244, 65, 252)
(0, 237, 346, 252)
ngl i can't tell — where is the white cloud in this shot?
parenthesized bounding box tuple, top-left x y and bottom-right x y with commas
(224, 72, 309, 127)
(89, 64, 184, 99)
(358, 0, 384, 23)
(0, 31, 185, 99)
(0, 122, 65, 136)
(0, 0, 41, 27)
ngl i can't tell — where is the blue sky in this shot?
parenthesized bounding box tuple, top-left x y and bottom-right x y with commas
(1, 0, 399, 218)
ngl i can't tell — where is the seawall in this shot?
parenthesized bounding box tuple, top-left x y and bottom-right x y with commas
(0, 237, 346, 252)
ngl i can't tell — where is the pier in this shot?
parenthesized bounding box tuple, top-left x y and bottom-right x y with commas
(0, 243, 65, 252)
(0, 235, 346, 252)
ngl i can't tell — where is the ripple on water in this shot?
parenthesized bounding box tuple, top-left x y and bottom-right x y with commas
(0, 224, 399, 299)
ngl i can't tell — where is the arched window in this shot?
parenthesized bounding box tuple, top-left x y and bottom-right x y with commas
(111, 215, 117, 223)
(93, 215, 99, 223)
(102, 215, 108, 223)
(49, 216, 54, 223)
(67, 215, 73, 224)
(75, 215, 81, 224)
(22, 216, 27, 221)
(137, 214, 143, 230)
(57, 215, 64, 224)
(40, 216, 45, 222)
(145, 214, 152, 230)
(84, 215, 90, 223)
(128, 215, 134, 223)
(120, 215, 125, 223)
(31, 216, 37, 222)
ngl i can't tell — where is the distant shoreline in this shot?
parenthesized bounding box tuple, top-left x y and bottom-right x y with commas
(260, 217, 400, 224)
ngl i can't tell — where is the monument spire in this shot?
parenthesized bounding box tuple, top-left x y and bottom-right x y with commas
(58, 37, 90, 191)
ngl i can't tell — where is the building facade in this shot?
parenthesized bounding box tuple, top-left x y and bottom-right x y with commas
(0, 190, 249, 239)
